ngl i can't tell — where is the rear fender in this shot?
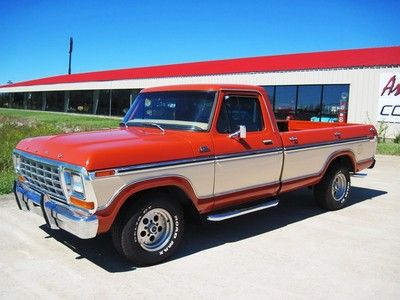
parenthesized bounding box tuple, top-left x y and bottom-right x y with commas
(280, 150, 356, 193)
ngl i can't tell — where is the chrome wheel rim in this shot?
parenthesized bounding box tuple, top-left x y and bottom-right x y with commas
(331, 173, 347, 202)
(137, 208, 174, 252)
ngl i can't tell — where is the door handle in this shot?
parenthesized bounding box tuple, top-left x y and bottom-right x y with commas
(288, 136, 298, 144)
(262, 139, 273, 145)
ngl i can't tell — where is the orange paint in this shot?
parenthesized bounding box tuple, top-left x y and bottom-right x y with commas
(13, 84, 377, 235)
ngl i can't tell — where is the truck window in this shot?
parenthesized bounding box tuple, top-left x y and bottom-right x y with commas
(122, 91, 216, 131)
(217, 95, 264, 133)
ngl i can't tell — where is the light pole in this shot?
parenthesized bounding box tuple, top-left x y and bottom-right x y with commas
(68, 37, 73, 74)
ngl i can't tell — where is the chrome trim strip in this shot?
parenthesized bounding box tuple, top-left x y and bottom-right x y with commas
(284, 136, 373, 152)
(215, 148, 282, 161)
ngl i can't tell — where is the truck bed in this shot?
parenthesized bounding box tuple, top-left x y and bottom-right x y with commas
(277, 120, 376, 193)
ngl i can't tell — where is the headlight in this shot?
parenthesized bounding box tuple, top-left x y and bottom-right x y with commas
(61, 169, 96, 212)
(62, 170, 85, 199)
(72, 174, 84, 194)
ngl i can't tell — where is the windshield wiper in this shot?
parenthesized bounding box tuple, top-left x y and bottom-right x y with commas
(147, 123, 165, 133)
(126, 121, 165, 133)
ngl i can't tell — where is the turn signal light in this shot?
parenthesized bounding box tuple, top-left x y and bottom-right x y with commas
(70, 196, 95, 210)
(18, 175, 26, 183)
(94, 170, 116, 177)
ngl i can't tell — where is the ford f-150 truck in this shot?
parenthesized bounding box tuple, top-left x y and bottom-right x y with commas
(13, 84, 377, 265)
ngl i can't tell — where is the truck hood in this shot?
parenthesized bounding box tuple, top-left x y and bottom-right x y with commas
(15, 127, 197, 171)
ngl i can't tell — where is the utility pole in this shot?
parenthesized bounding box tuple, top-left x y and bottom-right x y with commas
(68, 37, 73, 74)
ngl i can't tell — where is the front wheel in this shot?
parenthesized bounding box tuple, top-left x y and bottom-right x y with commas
(314, 164, 351, 210)
(112, 193, 184, 266)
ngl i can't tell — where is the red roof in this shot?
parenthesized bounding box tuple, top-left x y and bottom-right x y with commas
(2, 46, 400, 88)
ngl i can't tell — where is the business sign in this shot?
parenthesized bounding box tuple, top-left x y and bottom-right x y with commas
(377, 74, 400, 123)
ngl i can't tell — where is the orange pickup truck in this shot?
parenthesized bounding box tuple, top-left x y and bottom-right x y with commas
(13, 84, 377, 265)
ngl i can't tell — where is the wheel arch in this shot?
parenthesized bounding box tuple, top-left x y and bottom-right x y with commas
(96, 176, 203, 233)
(324, 150, 356, 175)
(281, 150, 356, 193)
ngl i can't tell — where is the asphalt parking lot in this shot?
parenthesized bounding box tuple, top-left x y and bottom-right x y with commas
(0, 155, 399, 299)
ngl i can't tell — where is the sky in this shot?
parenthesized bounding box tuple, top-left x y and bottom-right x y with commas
(0, 0, 399, 84)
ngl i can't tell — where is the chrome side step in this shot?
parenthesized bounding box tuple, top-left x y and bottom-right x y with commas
(206, 199, 279, 222)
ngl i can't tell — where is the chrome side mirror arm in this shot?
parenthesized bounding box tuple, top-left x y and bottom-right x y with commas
(229, 125, 247, 139)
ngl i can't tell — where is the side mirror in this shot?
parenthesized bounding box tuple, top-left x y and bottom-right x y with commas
(229, 125, 247, 139)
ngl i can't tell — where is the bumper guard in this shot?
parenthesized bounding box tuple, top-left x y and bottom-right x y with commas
(14, 180, 98, 239)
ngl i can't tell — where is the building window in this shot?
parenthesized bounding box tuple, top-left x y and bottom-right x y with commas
(274, 86, 297, 120)
(262, 86, 275, 108)
(97, 90, 111, 115)
(27, 92, 43, 110)
(46, 92, 65, 112)
(0, 93, 11, 108)
(321, 85, 349, 122)
(260, 84, 349, 122)
(11, 93, 24, 109)
(111, 89, 131, 116)
(296, 85, 322, 121)
(68, 90, 93, 114)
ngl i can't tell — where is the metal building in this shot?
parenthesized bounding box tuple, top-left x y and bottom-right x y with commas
(1, 46, 399, 137)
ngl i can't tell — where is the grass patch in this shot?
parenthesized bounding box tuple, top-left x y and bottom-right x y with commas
(0, 108, 120, 195)
(377, 142, 400, 156)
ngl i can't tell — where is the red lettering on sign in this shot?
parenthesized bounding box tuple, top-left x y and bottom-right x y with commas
(381, 75, 400, 96)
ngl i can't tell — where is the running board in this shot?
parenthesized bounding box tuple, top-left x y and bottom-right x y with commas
(206, 199, 279, 222)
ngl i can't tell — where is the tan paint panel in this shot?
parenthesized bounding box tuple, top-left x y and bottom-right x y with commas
(214, 152, 283, 195)
(282, 139, 376, 181)
(92, 161, 214, 209)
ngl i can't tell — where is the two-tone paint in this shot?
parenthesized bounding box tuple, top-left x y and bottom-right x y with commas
(14, 84, 377, 236)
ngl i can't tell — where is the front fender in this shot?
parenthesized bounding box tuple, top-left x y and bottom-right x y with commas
(95, 176, 212, 233)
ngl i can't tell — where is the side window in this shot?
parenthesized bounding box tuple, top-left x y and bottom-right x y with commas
(217, 95, 264, 133)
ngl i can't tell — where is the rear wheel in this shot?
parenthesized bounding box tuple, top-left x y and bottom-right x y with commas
(112, 192, 184, 266)
(314, 164, 350, 210)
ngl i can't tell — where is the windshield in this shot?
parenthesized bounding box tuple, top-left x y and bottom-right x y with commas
(122, 91, 216, 131)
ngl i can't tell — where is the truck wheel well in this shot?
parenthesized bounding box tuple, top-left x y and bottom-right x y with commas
(115, 186, 200, 224)
(329, 155, 355, 173)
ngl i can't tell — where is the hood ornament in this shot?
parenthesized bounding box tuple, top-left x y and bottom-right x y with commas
(57, 153, 63, 159)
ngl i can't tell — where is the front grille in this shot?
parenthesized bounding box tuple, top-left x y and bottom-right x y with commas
(18, 155, 66, 202)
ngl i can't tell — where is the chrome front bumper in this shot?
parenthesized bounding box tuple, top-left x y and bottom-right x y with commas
(14, 180, 98, 239)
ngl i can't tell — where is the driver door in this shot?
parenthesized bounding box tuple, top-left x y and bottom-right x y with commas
(211, 92, 283, 210)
